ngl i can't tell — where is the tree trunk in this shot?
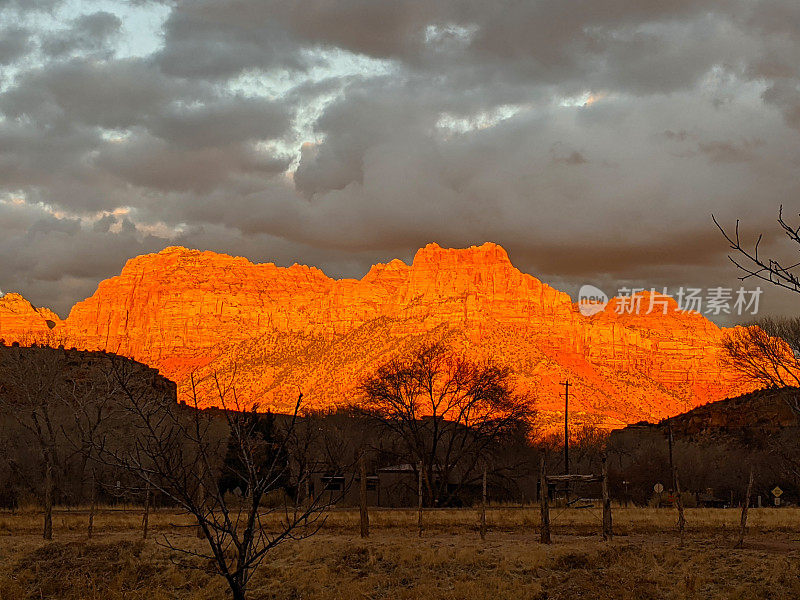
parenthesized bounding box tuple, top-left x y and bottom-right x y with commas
(359, 453, 369, 539)
(196, 471, 205, 539)
(43, 461, 53, 540)
(303, 468, 311, 525)
(229, 580, 246, 600)
(736, 466, 755, 548)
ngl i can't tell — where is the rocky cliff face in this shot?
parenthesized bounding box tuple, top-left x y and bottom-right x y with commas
(0, 243, 757, 427)
(0, 293, 61, 343)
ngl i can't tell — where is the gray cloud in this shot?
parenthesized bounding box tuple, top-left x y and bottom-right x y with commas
(152, 97, 292, 149)
(155, 1, 313, 79)
(1, 0, 800, 324)
(0, 26, 30, 64)
(96, 132, 291, 193)
(41, 11, 122, 58)
(0, 0, 62, 12)
(1, 58, 205, 129)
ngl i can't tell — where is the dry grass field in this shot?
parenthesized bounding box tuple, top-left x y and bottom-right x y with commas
(1, 505, 799, 599)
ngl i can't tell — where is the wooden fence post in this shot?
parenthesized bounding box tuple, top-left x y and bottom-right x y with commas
(302, 468, 311, 525)
(418, 461, 423, 537)
(674, 475, 686, 547)
(480, 466, 487, 541)
(539, 456, 551, 544)
(735, 466, 754, 548)
(359, 453, 369, 539)
(88, 468, 97, 540)
(43, 461, 53, 540)
(668, 424, 686, 546)
(602, 455, 612, 541)
(142, 481, 151, 540)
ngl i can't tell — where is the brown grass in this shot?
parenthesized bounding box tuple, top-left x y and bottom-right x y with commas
(1, 506, 799, 599)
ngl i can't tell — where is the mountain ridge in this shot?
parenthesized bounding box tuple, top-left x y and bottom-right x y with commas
(0, 242, 755, 428)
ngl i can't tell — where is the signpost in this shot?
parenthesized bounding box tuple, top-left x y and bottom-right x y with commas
(654, 482, 664, 505)
(772, 486, 783, 507)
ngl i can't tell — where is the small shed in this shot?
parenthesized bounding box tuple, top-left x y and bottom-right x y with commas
(697, 489, 727, 508)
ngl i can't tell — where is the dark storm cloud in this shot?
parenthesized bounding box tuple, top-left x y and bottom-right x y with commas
(152, 97, 292, 148)
(0, 0, 62, 11)
(41, 11, 122, 58)
(0, 27, 30, 65)
(0, 50, 291, 206)
(3, 0, 800, 323)
(1, 57, 206, 129)
(155, 1, 313, 79)
(0, 207, 170, 309)
(96, 132, 291, 193)
(0, 118, 101, 189)
(267, 0, 740, 93)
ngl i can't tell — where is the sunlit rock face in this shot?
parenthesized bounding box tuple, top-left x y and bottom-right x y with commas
(0, 243, 756, 428)
(0, 293, 61, 343)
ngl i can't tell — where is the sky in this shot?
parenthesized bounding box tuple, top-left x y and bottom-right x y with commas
(1, 0, 799, 323)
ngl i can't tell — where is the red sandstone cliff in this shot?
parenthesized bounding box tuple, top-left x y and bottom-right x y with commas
(0, 243, 757, 428)
(0, 293, 61, 343)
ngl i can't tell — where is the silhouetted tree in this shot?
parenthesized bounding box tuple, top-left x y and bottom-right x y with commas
(715, 207, 800, 413)
(721, 316, 800, 407)
(0, 346, 87, 538)
(218, 409, 290, 498)
(358, 342, 536, 506)
(714, 206, 800, 295)
(97, 360, 328, 600)
(0, 345, 172, 533)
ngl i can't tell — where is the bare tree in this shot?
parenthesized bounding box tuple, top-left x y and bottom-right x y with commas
(714, 206, 800, 294)
(0, 346, 67, 539)
(0, 345, 179, 537)
(62, 360, 119, 538)
(721, 317, 800, 401)
(97, 358, 329, 600)
(715, 206, 800, 411)
(358, 342, 536, 507)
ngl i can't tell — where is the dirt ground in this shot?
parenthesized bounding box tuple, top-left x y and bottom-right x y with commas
(1, 507, 799, 599)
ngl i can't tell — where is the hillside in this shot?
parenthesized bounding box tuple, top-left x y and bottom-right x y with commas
(661, 386, 800, 436)
(0, 243, 757, 427)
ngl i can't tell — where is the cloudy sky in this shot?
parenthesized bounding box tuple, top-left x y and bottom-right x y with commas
(1, 0, 799, 322)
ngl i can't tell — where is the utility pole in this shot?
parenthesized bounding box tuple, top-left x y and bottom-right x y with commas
(561, 380, 570, 504)
(562, 380, 570, 476)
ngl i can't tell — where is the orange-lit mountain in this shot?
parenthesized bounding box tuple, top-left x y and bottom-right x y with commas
(0, 243, 757, 428)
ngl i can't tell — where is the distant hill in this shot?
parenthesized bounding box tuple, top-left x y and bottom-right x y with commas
(611, 386, 799, 448)
(0, 343, 178, 508)
(660, 386, 799, 435)
(0, 343, 177, 403)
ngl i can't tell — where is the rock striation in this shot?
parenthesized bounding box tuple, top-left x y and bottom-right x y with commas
(0, 243, 758, 427)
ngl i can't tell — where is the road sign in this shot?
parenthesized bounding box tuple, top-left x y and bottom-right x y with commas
(654, 483, 664, 494)
(772, 486, 783, 498)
